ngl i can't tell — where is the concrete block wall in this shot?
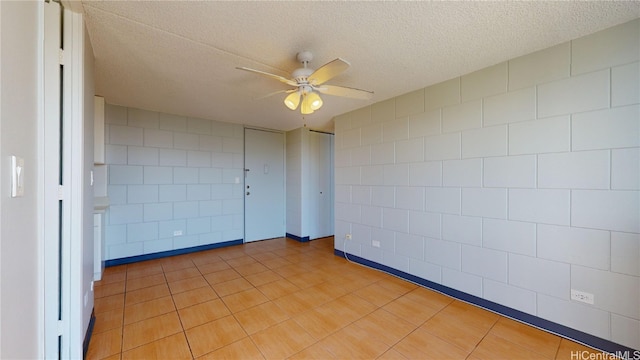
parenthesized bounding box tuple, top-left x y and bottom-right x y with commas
(334, 19, 639, 349)
(104, 105, 244, 260)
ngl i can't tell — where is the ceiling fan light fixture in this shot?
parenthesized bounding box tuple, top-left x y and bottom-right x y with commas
(284, 91, 300, 110)
(301, 94, 314, 115)
(307, 92, 323, 111)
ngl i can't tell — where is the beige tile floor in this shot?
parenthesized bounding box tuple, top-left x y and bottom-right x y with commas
(88, 237, 600, 359)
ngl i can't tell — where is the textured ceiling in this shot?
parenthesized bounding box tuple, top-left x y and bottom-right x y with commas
(81, 1, 639, 132)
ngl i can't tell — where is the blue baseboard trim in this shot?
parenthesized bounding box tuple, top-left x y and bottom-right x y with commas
(334, 249, 638, 355)
(105, 239, 244, 267)
(83, 309, 96, 359)
(286, 233, 310, 243)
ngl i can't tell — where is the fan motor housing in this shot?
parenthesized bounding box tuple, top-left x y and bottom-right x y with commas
(292, 67, 313, 84)
(299, 85, 313, 95)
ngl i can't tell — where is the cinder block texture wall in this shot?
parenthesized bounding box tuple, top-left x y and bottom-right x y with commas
(334, 19, 639, 349)
(103, 106, 245, 260)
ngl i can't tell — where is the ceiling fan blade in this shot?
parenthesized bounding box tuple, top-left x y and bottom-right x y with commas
(255, 89, 295, 100)
(236, 66, 298, 87)
(308, 58, 350, 86)
(316, 84, 374, 100)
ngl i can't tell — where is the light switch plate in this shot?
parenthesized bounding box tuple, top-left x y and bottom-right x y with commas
(11, 156, 25, 197)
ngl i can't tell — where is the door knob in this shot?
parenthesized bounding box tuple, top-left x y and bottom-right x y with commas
(246, 192, 250, 196)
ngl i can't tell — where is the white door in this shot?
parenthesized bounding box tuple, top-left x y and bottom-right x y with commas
(244, 128, 285, 242)
(308, 131, 334, 239)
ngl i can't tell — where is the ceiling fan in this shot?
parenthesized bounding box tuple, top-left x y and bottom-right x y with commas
(237, 51, 373, 115)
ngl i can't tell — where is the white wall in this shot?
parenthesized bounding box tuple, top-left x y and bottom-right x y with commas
(0, 1, 42, 358)
(0, 3, 6, 355)
(0, 0, 4, 355)
(334, 19, 639, 349)
(103, 105, 244, 260)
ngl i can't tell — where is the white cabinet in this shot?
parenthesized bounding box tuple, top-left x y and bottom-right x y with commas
(94, 95, 105, 164)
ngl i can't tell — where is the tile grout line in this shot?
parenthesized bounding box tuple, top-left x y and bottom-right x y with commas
(91, 237, 581, 359)
(464, 314, 502, 359)
(174, 259, 197, 360)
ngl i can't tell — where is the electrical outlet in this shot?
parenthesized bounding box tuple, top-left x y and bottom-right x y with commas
(571, 289, 594, 305)
(372, 240, 381, 248)
(173, 230, 183, 236)
(345, 234, 352, 240)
